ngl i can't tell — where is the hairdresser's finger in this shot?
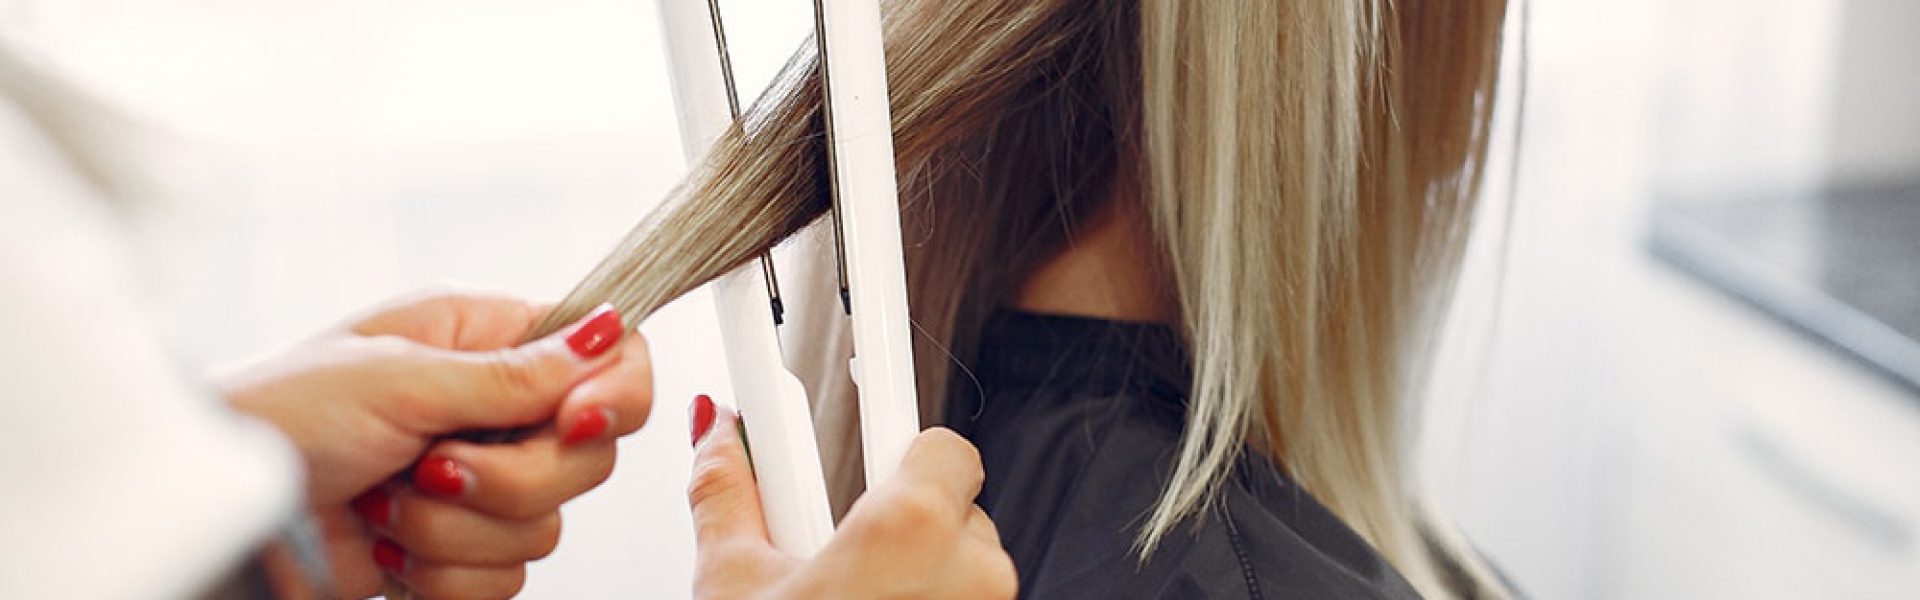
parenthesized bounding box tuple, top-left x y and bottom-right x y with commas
(348, 287, 548, 351)
(885, 428, 986, 520)
(363, 486, 563, 566)
(311, 510, 385, 598)
(688, 400, 773, 545)
(555, 333, 653, 445)
(964, 505, 1001, 545)
(381, 305, 626, 434)
(387, 556, 528, 600)
(410, 432, 617, 520)
(952, 537, 1019, 600)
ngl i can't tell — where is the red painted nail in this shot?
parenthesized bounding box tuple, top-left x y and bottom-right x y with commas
(373, 539, 407, 574)
(689, 394, 716, 447)
(562, 406, 612, 445)
(565, 304, 623, 360)
(413, 455, 467, 497)
(350, 487, 394, 528)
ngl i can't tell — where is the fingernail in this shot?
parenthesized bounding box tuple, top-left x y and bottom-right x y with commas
(689, 394, 716, 447)
(373, 539, 407, 574)
(565, 304, 623, 360)
(562, 405, 612, 445)
(350, 487, 394, 528)
(413, 455, 468, 497)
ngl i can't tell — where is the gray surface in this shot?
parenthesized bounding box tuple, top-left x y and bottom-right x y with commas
(1651, 179, 1920, 392)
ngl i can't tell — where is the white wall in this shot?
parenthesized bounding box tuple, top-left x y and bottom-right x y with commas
(1829, 0, 1920, 180)
(1426, 1, 1920, 598)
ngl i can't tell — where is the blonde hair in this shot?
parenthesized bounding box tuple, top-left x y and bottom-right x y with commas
(535, 1, 1512, 596)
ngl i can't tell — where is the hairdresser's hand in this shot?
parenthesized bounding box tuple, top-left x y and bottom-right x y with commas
(686, 398, 1017, 599)
(214, 289, 653, 599)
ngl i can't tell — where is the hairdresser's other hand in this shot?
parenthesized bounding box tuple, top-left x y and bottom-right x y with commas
(214, 289, 653, 599)
(687, 398, 1017, 600)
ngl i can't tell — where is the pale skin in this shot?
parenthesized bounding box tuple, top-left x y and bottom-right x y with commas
(685, 405, 1018, 599)
(1016, 197, 1174, 324)
(217, 288, 1018, 599)
(217, 290, 655, 598)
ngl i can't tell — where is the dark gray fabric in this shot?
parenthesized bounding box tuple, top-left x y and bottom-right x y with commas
(948, 311, 1422, 600)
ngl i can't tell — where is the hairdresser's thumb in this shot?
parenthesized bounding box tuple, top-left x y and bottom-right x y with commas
(398, 304, 627, 434)
(687, 398, 771, 547)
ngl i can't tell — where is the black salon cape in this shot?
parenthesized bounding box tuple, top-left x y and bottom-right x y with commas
(947, 311, 1425, 600)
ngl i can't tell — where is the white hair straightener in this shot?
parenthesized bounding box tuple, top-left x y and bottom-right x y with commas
(389, 3, 916, 596)
(658, 0, 919, 556)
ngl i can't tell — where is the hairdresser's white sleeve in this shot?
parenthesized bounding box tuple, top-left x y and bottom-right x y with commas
(0, 99, 301, 599)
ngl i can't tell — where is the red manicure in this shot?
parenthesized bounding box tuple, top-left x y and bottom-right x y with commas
(373, 539, 407, 574)
(689, 394, 716, 447)
(350, 487, 394, 528)
(562, 406, 612, 445)
(413, 455, 467, 497)
(566, 304, 623, 360)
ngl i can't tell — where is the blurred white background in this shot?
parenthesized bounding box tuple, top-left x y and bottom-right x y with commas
(3, 0, 1917, 598)
(1423, 1, 1920, 598)
(3, 1, 814, 597)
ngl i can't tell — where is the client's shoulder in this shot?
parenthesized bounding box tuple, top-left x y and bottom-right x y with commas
(957, 383, 1421, 599)
(951, 310, 1421, 598)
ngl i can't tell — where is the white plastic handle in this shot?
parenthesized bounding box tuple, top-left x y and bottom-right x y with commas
(657, 0, 834, 557)
(815, 0, 922, 487)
